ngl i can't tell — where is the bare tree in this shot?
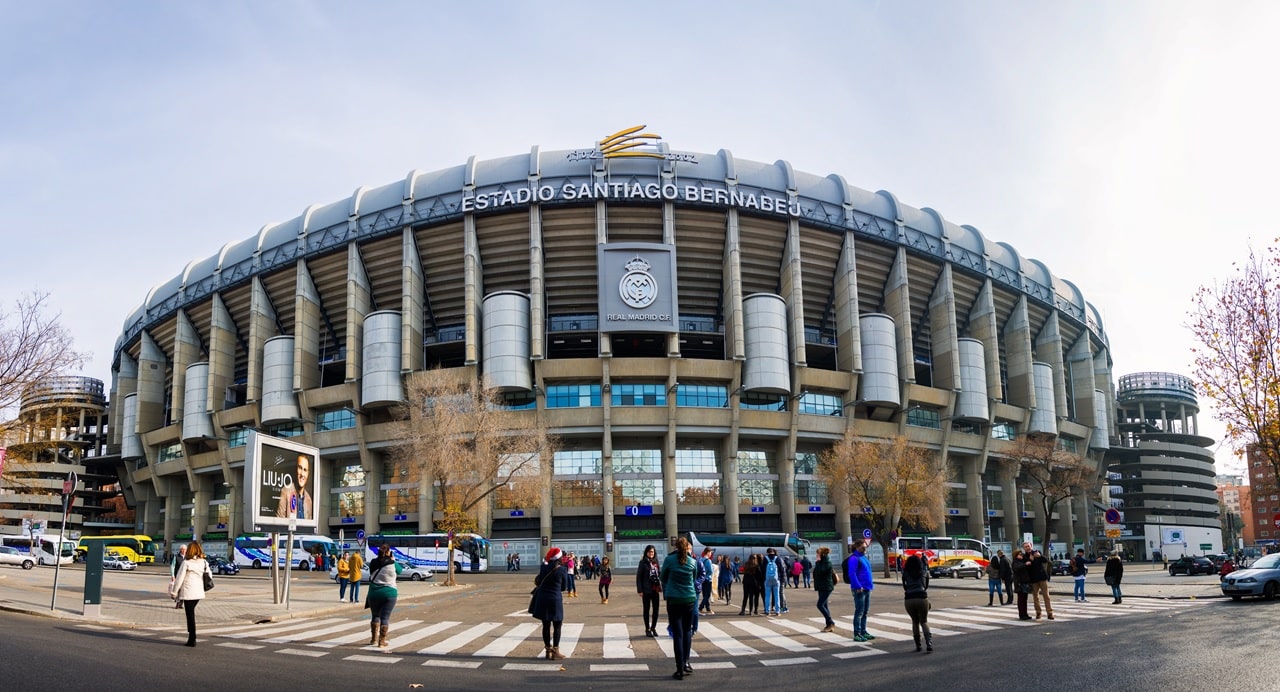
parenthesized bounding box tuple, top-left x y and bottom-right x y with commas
(817, 432, 946, 576)
(0, 291, 86, 482)
(392, 368, 556, 585)
(1189, 242, 1280, 494)
(1001, 436, 1096, 553)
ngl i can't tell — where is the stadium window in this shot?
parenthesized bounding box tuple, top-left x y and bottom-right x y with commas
(611, 383, 666, 406)
(906, 407, 941, 429)
(316, 408, 356, 432)
(796, 392, 843, 416)
(544, 384, 602, 409)
(675, 384, 729, 408)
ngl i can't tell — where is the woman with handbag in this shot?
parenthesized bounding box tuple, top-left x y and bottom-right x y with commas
(636, 544, 663, 637)
(365, 543, 403, 647)
(661, 536, 698, 680)
(530, 547, 568, 659)
(169, 540, 212, 647)
(597, 556, 613, 604)
(901, 554, 932, 652)
(1011, 548, 1032, 621)
(1104, 551, 1124, 604)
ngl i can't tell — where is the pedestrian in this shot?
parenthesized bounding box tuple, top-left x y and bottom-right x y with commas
(564, 552, 577, 598)
(1104, 550, 1124, 604)
(637, 544, 663, 637)
(1011, 548, 1031, 620)
(847, 538, 875, 642)
(902, 554, 932, 652)
(789, 555, 803, 589)
(169, 543, 187, 589)
(337, 551, 351, 602)
(762, 548, 784, 615)
(985, 554, 1003, 606)
(365, 543, 403, 647)
(169, 541, 210, 647)
(801, 553, 813, 589)
(1072, 548, 1090, 602)
(997, 549, 1014, 605)
(529, 547, 569, 659)
(598, 556, 613, 604)
(738, 554, 761, 615)
(661, 536, 698, 680)
(717, 555, 735, 605)
(697, 548, 716, 615)
(812, 546, 838, 632)
(731, 556, 741, 582)
(348, 547, 364, 603)
(1021, 541, 1054, 620)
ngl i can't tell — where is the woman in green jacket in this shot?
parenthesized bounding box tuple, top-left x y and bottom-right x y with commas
(811, 546, 837, 632)
(661, 536, 698, 680)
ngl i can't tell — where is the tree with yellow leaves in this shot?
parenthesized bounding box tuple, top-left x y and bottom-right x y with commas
(1190, 242, 1280, 493)
(1000, 435, 1097, 553)
(817, 432, 946, 577)
(391, 368, 557, 585)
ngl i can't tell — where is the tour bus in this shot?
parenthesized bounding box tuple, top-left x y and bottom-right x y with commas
(76, 535, 159, 564)
(888, 535, 991, 568)
(364, 532, 490, 572)
(1, 535, 77, 566)
(685, 532, 811, 570)
(233, 534, 338, 570)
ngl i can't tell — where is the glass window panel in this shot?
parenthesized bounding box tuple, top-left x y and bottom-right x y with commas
(737, 478, 778, 505)
(676, 448, 718, 473)
(907, 408, 942, 429)
(613, 478, 663, 505)
(677, 479, 721, 505)
(740, 392, 787, 411)
(796, 479, 829, 504)
(316, 408, 356, 432)
(554, 450, 603, 476)
(675, 384, 728, 408)
(797, 392, 843, 416)
(794, 452, 818, 475)
(545, 384, 602, 409)
(735, 449, 775, 474)
(612, 383, 666, 407)
(551, 479, 603, 507)
(613, 449, 662, 474)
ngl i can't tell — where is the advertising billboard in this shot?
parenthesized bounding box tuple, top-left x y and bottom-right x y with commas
(244, 432, 319, 531)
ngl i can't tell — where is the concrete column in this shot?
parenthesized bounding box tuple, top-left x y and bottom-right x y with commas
(362, 450, 382, 536)
(345, 243, 372, 382)
(963, 456, 984, 538)
(171, 310, 201, 423)
(778, 438, 797, 535)
(781, 218, 806, 367)
(1056, 498, 1075, 551)
(721, 438, 740, 534)
(136, 331, 168, 432)
(929, 265, 960, 391)
(462, 215, 482, 366)
(1004, 297, 1035, 411)
(834, 232, 862, 374)
(402, 229, 425, 373)
(207, 294, 236, 413)
(663, 429, 678, 541)
(192, 481, 209, 540)
(294, 260, 321, 391)
(1073, 488, 1091, 552)
(527, 205, 545, 361)
(1067, 335, 1095, 428)
(1000, 463, 1021, 544)
(885, 248, 915, 383)
(111, 354, 138, 447)
(246, 276, 278, 404)
(723, 208, 746, 361)
(969, 280, 1003, 402)
(1034, 312, 1068, 421)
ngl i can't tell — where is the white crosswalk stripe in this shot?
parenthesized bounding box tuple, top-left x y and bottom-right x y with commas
(127, 598, 1206, 666)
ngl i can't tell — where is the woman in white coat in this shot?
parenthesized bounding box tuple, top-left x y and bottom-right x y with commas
(169, 540, 212, 647)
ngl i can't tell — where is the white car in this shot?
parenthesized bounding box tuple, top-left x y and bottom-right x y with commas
(103, 553, 136, 570)
(401, 563, 434, 581)
(0, 546, 36, 570)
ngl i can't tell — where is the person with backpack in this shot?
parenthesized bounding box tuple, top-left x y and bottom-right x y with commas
(738, 554, 761, 615)
(846, 539, 875, 642)
(762, 548, 784, 616)
(697, 548, 716, 615)
(1071, 548, 1090, 602)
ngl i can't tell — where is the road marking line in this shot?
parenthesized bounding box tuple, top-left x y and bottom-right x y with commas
(761, 656, 818, 666)
(423, 659, 483, 669)
(690, 622, 759, 656)
(602, 623, 634, 658)
(269, 619, 406, 644)
(474, 622, 539, 657)
(654, 632, 701, 658)
(556, 622, 584, 658)
(724, 620, 816, 652)
(217, 642, 265, 650)
(833, 648, 886, 659)
(278, 648, 328, 657)
(358, 620, 459, 651)
(591, 663, 649, 671)
(867, 615, 960, 637)
(223, 617, 348, 639)
(502, 663, 564, 671)
(691, 661, 736, 669)
(418, 622, 501, 655)
(345, 654, 401, 663)
(76, 624, 112, 631)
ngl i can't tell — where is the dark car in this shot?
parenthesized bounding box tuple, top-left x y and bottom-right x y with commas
(1169, 556, 1216, 576)
(1050, 560, 1072, 576)
(208, 555, 240, 575)
(928, 562, 954, 578)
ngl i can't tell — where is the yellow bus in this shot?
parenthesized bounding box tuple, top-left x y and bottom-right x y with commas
(77, 535, 160, 563)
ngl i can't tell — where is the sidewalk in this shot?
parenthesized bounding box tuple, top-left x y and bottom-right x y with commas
(872, 563, 1224, 601)
(0, 565, 470, 629)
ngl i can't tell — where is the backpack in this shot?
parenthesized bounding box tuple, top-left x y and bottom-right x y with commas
(765, 557, 779, 580)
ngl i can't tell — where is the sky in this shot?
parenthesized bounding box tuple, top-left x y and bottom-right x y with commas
(3, 1, 1276, 475)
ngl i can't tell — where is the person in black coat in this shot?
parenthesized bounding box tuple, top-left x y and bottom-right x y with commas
(1104, 551, 1124, 604)
(996, 550, 1014, 605)
(529, 547, 569, 660)
(635, 544, 663, 637)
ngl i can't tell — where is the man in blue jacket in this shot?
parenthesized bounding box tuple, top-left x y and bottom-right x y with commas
(847, 539, 875, 642)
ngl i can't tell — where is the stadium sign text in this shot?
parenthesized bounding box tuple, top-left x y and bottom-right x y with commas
(461, 181, 802, 217)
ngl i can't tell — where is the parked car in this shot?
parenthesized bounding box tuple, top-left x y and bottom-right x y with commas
(941, 559, 984, 579)
(1220, 552, 1280, 601)
(401, 563, 434, 581)
(1050, 559, 1072, 576)
(208, 555, 240, 575)
(103, 553, 136, 571)
(0, 546, 36, 570)
(1169, 556, 1216, 576)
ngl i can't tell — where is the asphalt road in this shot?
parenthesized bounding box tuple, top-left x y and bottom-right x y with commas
(2, 569, 1272, 691)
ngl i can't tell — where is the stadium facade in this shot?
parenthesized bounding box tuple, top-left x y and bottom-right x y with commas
(106, 128, 1119, 563)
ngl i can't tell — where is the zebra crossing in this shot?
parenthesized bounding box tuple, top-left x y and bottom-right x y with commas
(98, 599, 1205, 671)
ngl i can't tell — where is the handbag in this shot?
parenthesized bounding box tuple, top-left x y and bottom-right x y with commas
(1104, 575, 1115, 586)
(202, 568, 215, 591)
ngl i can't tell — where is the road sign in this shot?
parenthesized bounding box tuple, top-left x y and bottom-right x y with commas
(63, 471, 78, 496)
(862, 528, 873, 540)
(1106, 529, 1121, 538)
(1105, 508, 1121, 524)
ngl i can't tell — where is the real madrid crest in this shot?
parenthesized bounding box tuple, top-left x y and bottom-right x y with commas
(619, 256, 658, 309)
